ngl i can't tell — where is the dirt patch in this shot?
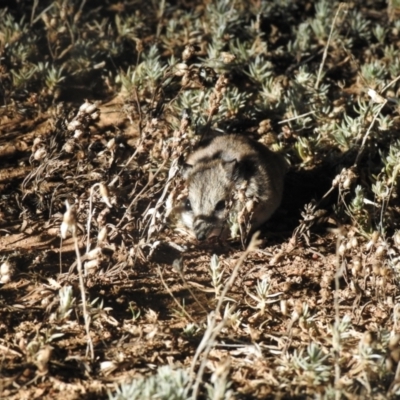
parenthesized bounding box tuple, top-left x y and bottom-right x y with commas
(1, 1, 400, 399)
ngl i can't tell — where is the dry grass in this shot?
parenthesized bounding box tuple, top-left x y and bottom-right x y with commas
(1, 0, 400, 399)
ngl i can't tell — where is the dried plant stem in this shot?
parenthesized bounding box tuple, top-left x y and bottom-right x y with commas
(73, 232, 94, 360)
(146, 159, 178, 241)
(306, 97, 387, 214)
(354, 100, 387, 167)
(110, 139, 144, 187)
(31, 2, 54, 25)
(175, 267, 208, 315)
(157, 266, 194, 322)
(30, 0, 39, 25)
(382, 73, 400, 93)
(189, 233, 261, 400)
(59, 238, 63, 275)
(116, 160, 167, 228)
(278, 110, 315, 124)
(86, 183, 99, 254)
(156, 0, 166, 38)
(333, 232, 343, 400)
(75, 0, 87, 23)
(315, 3, 346, 89)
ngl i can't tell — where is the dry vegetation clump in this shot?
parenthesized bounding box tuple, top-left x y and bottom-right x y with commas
(1, 0, 400, 398)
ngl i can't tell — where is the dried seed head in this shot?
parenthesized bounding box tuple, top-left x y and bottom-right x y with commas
(63, 139, 75, 153)
(220, 52, 236, 63)
(360, 331, 376, 348)
(291, 307, 300, 323)
(41, 296, 51, 307)
(85, 259, 99, 273)
(79, 100, 90, 113)
(351, 256, 362, 276)
(79, 100, 97, 115)
(90, 111, 99, 120)
(151, 149, 161, 159)
(321, 271, 333, 287)
(86, 247, 102, 260)
(1, 261, 15, 284)
(67, 119, 81, 131)
(161, 145, 171, 161)
(106, 138, 116, 150)
(74, 129, 84, 139)
(182, 44, 196, 61)
(338, 168, 358, 190)
(269, 251, 284, 266)
(179, 112, 191, 133)
(338, 242, 347, 256)
(0, 274, 11, 284)
(372, 261, 381, 275)
(76, 150, 86, 160)
(350, 236, 358, 249)
(97, 226, 108, 244)
(393, 230, 400, 248)
(366, 231, 380, 251)
(99, 183, 112, 207)
(215, 74, 229, 91)
(32, 137, 42, 150)
(280, 299, 288, 316)
(376, 245, 386, 259)
(60, 201, 77, 239)
(1, 261, 13, 276)
(174, 63, 188, 77)
(33, 147, 47, 161)
(100, 361, 117, 374)
(134, 38, 143, 53)
(332, 175, 340, 187)
(368, 88, 386, 104)
(1, 261, 11, 275)
(342, 177, 352, 190)
(35, 345, 53, 374)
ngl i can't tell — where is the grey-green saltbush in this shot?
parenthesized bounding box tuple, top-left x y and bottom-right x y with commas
(109, 366, 190, 400)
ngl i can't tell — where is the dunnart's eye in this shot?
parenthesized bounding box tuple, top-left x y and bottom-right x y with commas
(215, 200, 225, 211)
(185, 199, 192, 211)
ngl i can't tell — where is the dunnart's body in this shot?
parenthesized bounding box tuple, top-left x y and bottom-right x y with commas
(181, 134, 287, 240)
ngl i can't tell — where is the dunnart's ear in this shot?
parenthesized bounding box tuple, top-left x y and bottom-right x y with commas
(222, 159, 238, 179)
(181, 163, 193, 179)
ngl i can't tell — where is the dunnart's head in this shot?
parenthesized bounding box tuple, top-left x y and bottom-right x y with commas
(181, 159, 238, 240)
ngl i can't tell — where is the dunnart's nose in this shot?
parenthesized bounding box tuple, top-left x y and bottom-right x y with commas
(193, 218, 209, 241)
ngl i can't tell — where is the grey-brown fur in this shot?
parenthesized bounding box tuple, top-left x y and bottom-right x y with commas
(181, 134, 287, 240)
